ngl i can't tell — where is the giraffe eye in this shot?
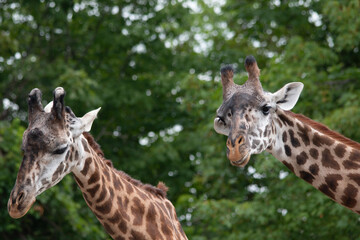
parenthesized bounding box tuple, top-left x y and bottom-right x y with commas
(53, 146, 68, 155)
(261, 105, 271, 115)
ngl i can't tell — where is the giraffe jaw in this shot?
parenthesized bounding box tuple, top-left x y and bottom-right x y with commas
(229, 153, 251, 168)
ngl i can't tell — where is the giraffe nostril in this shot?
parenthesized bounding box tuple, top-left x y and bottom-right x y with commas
(16, 192, 24, 204)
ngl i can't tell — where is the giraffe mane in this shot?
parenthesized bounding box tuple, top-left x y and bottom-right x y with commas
(82, 132, 168, 198)
(287, 111, 360, 150)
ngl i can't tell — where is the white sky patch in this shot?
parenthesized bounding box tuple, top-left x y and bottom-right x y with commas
(182, 0, 202, 13)
(198, 71, 212, 81)
(270, 0, 281, 7)
(247, 184, 267, 193)
(203, 0, 226, 14)
(276, 37, 287, 47)
(171, 86, 181, 95)
(139, 124, 183, 146)
(14, 52, 21, 59)
(327, 35, 334, 48)
(132, 43, 147, 54)
(247, 166, 265, 179)
(252, 40, 261, 48)
(277, 208, 288, 216)
(111, 6, 119, 15)
(247, 166, 256, 174)
(3, 98, 19, 111)
(113, 126, 121, 137)
(12, 12, 34, 24)
(308, 10, 322, 27)
(264, 51, 275, 58)
(122, 4, 155, 22)
(193, 33, 214, 54)
(73, 1, 100, 16)
(155, 0, 167, 12)
(279, 170, 289, 179)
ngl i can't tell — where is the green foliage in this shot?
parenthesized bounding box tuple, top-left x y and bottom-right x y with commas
(1, 0, 360, 239)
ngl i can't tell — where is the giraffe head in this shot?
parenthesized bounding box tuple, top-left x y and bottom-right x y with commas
(8, 87, 100, 218)
(214, 56, 304, 167)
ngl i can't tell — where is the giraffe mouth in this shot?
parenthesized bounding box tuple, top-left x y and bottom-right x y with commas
(230, 153, 251, 167)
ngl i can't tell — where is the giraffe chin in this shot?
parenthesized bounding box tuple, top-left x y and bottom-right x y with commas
(229, 154, 251, 168)
(8, 195, 36, 219)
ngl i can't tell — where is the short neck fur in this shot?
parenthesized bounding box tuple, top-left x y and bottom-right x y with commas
(268, 109, 360, 214)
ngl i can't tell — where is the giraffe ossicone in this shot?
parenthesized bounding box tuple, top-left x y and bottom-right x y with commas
(214, 56, 360, 214)
(8, 87, 187, 239)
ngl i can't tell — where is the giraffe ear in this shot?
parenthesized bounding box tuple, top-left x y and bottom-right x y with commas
(78, 107, 101, 133)
(272, 82, 304, 110)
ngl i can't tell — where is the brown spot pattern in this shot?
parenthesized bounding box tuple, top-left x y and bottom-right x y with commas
(284, 145, 292, 157)
(74, 175, 84, 188)
(321, 149, 340, 170)
(96, 184, 107, 203)
(131, 197, 145, 226)
(282, 161, 295, 173)
(309, 164, 319, 176)
(289, 129, 301, 148)
(343, 160, 360, 170)
(118, 220, 127, 234)
(87, 184, 100, 198)
(146, 203, 163, 240)
(313, 132, 334, 147)
(108, 211, 121, 224)
(130, 230, 146, 240)
(309, 148, 319, 159)
(96, 197, 112, 214)
(348, 173, 360, 187)
(296, 123, 310, 146)
(88, 171, 100, 185)
(299, 171, 315, 184)
(282, 131, 287, 143)
(349, 150, 360, 161)
(334, 144, 346, 158)
(318, 184, 335, 199)
(103, 222, 115, 235)
(52, 162, 64, 181)
(82, 139, 90, 152)
(325, 174, 343, 191)
(278, 114, 294, 127)
(126, 183, 134, 194)
(81, 157, 92, 176)
(341, 184, 358, 208)
(296, 151, 308, 165)
(117, 196, 130, 221)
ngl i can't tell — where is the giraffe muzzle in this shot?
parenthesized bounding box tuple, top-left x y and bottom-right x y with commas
(226, 135, 251, 167)
(8, 188, 36, 219)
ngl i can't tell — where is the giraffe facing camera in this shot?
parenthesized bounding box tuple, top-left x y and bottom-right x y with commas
(8, 87, 187, 240)
(214, 56, 360, 214)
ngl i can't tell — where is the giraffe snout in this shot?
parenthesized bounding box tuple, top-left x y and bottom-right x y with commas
(8, 187, 36, 219)
(226, 134, 251, 167)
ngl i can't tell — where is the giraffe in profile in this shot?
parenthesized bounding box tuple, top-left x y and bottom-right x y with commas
(213, 56, 360, 214)
(8, 87, 188, 240)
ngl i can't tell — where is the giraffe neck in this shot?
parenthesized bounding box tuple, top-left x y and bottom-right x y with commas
(268, 110, 360, 214)
(71, 135, 187, 240)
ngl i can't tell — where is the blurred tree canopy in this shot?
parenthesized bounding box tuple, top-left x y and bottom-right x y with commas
(1, 0, 360, 239)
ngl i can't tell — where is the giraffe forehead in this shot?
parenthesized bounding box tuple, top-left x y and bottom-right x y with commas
(23, 120, 68, 152)
(220, 92, 264, 113)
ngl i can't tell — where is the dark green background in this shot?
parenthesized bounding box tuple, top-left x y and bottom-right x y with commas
(1, 0, 360, 239)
